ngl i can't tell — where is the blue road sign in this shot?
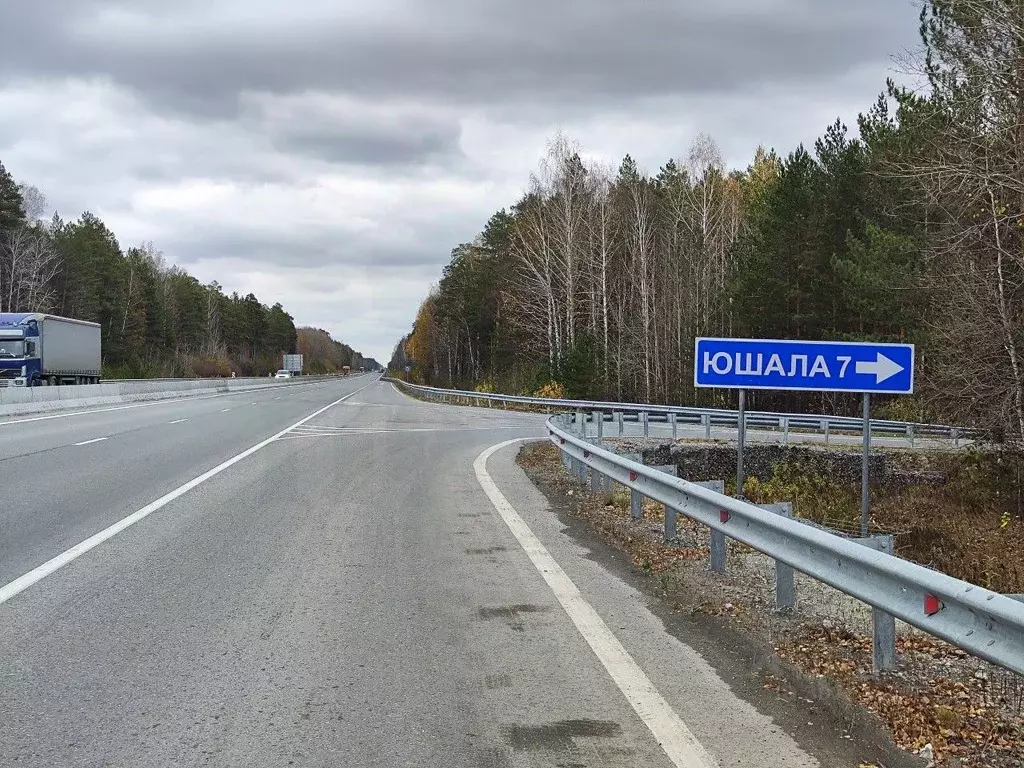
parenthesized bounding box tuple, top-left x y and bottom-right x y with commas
(694, 337, 915, 395)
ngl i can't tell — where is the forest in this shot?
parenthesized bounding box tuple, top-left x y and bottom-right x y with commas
(391, 1, 1024, 440)
(0, 164, 371, 378)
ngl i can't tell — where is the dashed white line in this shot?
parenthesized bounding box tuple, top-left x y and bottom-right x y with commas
(166, 418, 188, 424)
(0, 381, 374, 608)
(220, 408, 231, 412)
(475, 439, 718, 768)
(73, 437, 108, 446)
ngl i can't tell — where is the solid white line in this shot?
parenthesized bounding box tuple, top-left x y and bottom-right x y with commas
(277, 430, 387, 438)
(0, 381, 374, 608)
(73, 437, 108, 446)
(166, 418, 188, 424)
(221, 408, 231, 413)
(474, 439, 718, 768)
(288, 425, 535, 435)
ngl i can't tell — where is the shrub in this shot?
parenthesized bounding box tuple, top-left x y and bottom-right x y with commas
(534, 381, 566, 399)
(190, 356, 233, 378)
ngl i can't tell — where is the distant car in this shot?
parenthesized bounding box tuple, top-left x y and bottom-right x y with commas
(274, 370, 292, 379)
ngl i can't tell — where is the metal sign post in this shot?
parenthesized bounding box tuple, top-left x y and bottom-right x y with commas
(861, 393, 870, 536)
(737, 389, 746, 498)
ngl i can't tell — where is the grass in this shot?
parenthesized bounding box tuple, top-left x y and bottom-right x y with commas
(741, 448, 1024, 593)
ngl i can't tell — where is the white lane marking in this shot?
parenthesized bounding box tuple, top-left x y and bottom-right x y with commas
(276, 430, 387, 439)
(221, 408, 231, 413)
(0, 381, 374, 608)
(475, 439, 719, 768)
(251, 402, 257, 406)
(286, 425, 537, 436)
(0, 379, 336, 428)
(73, 437, 108, 446)
(166, 418, 188, 424)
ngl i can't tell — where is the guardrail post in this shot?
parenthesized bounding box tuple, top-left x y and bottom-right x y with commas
(616, 411, 623, 435)
(589, 463, 602, 492)
(694, 480, 727, 573)
(761, 502, 795, 610)
(782, 417, 790, 446)
(670, 412, 677, 439)
(650, 465, 678, 542)
(852, 533, 897, 673)
(642, 411, 649, 437)
(594, 410, 603, 444)
(822, 420, 830, 445)
(623, 453, 643, 520)
(872, 534, 897, 673)
(907, 424, 915, 448)
(952, 427, 960, 449)
(703, 414, 711, 439)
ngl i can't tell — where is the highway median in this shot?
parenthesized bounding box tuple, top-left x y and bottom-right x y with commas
(0, 373, 368, 418)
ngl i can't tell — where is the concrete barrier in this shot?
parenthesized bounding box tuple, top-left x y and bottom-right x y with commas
(0, 374, 360, 418)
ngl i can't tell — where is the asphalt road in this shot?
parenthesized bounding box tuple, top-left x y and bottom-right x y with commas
(0, 378, 882, 767)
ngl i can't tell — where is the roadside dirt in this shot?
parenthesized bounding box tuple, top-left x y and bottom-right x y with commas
(516, 442, 1023, 768)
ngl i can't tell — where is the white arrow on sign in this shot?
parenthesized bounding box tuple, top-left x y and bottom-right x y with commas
(855, 353, 904, 383)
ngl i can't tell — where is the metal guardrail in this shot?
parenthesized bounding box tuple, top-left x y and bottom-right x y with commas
(546, 412, 1024, 676)
(384, 377, 1022, 672)
(105, 372, 367, 383)
(386, 378, 978, 445)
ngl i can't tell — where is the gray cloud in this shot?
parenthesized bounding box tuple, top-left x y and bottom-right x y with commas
(164, 222, 464, 271)
(1, 1, 917, 122)
(244, 92, 465, 167)
(273, 128, 458, 167)
(0, 0, 923, 361)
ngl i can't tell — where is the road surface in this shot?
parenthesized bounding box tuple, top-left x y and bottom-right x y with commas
(0, 377, 884, 767)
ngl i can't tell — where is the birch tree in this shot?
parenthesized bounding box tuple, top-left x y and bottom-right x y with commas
(0, 227, 61, 312)
(893, 0, 1024, 439)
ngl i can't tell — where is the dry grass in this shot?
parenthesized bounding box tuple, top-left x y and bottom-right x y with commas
(736, 447, 1024, 593)
(517, 442, 1024, 768)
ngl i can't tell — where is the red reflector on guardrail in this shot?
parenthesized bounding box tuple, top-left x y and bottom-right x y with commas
(924, 594, 942, 616)
(629, 471, 638, 482)
(720, 510, 730, 523)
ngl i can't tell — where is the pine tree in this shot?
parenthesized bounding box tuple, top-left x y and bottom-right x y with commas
(0, 161, 26, 231)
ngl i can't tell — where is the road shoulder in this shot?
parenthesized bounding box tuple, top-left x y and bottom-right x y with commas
(481, 438, 923, 768)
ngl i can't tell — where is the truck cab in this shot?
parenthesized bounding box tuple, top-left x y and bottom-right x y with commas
(0, 316, 41, 387)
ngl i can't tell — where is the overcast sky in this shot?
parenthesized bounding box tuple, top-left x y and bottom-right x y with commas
(0, 1, 921, 363)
